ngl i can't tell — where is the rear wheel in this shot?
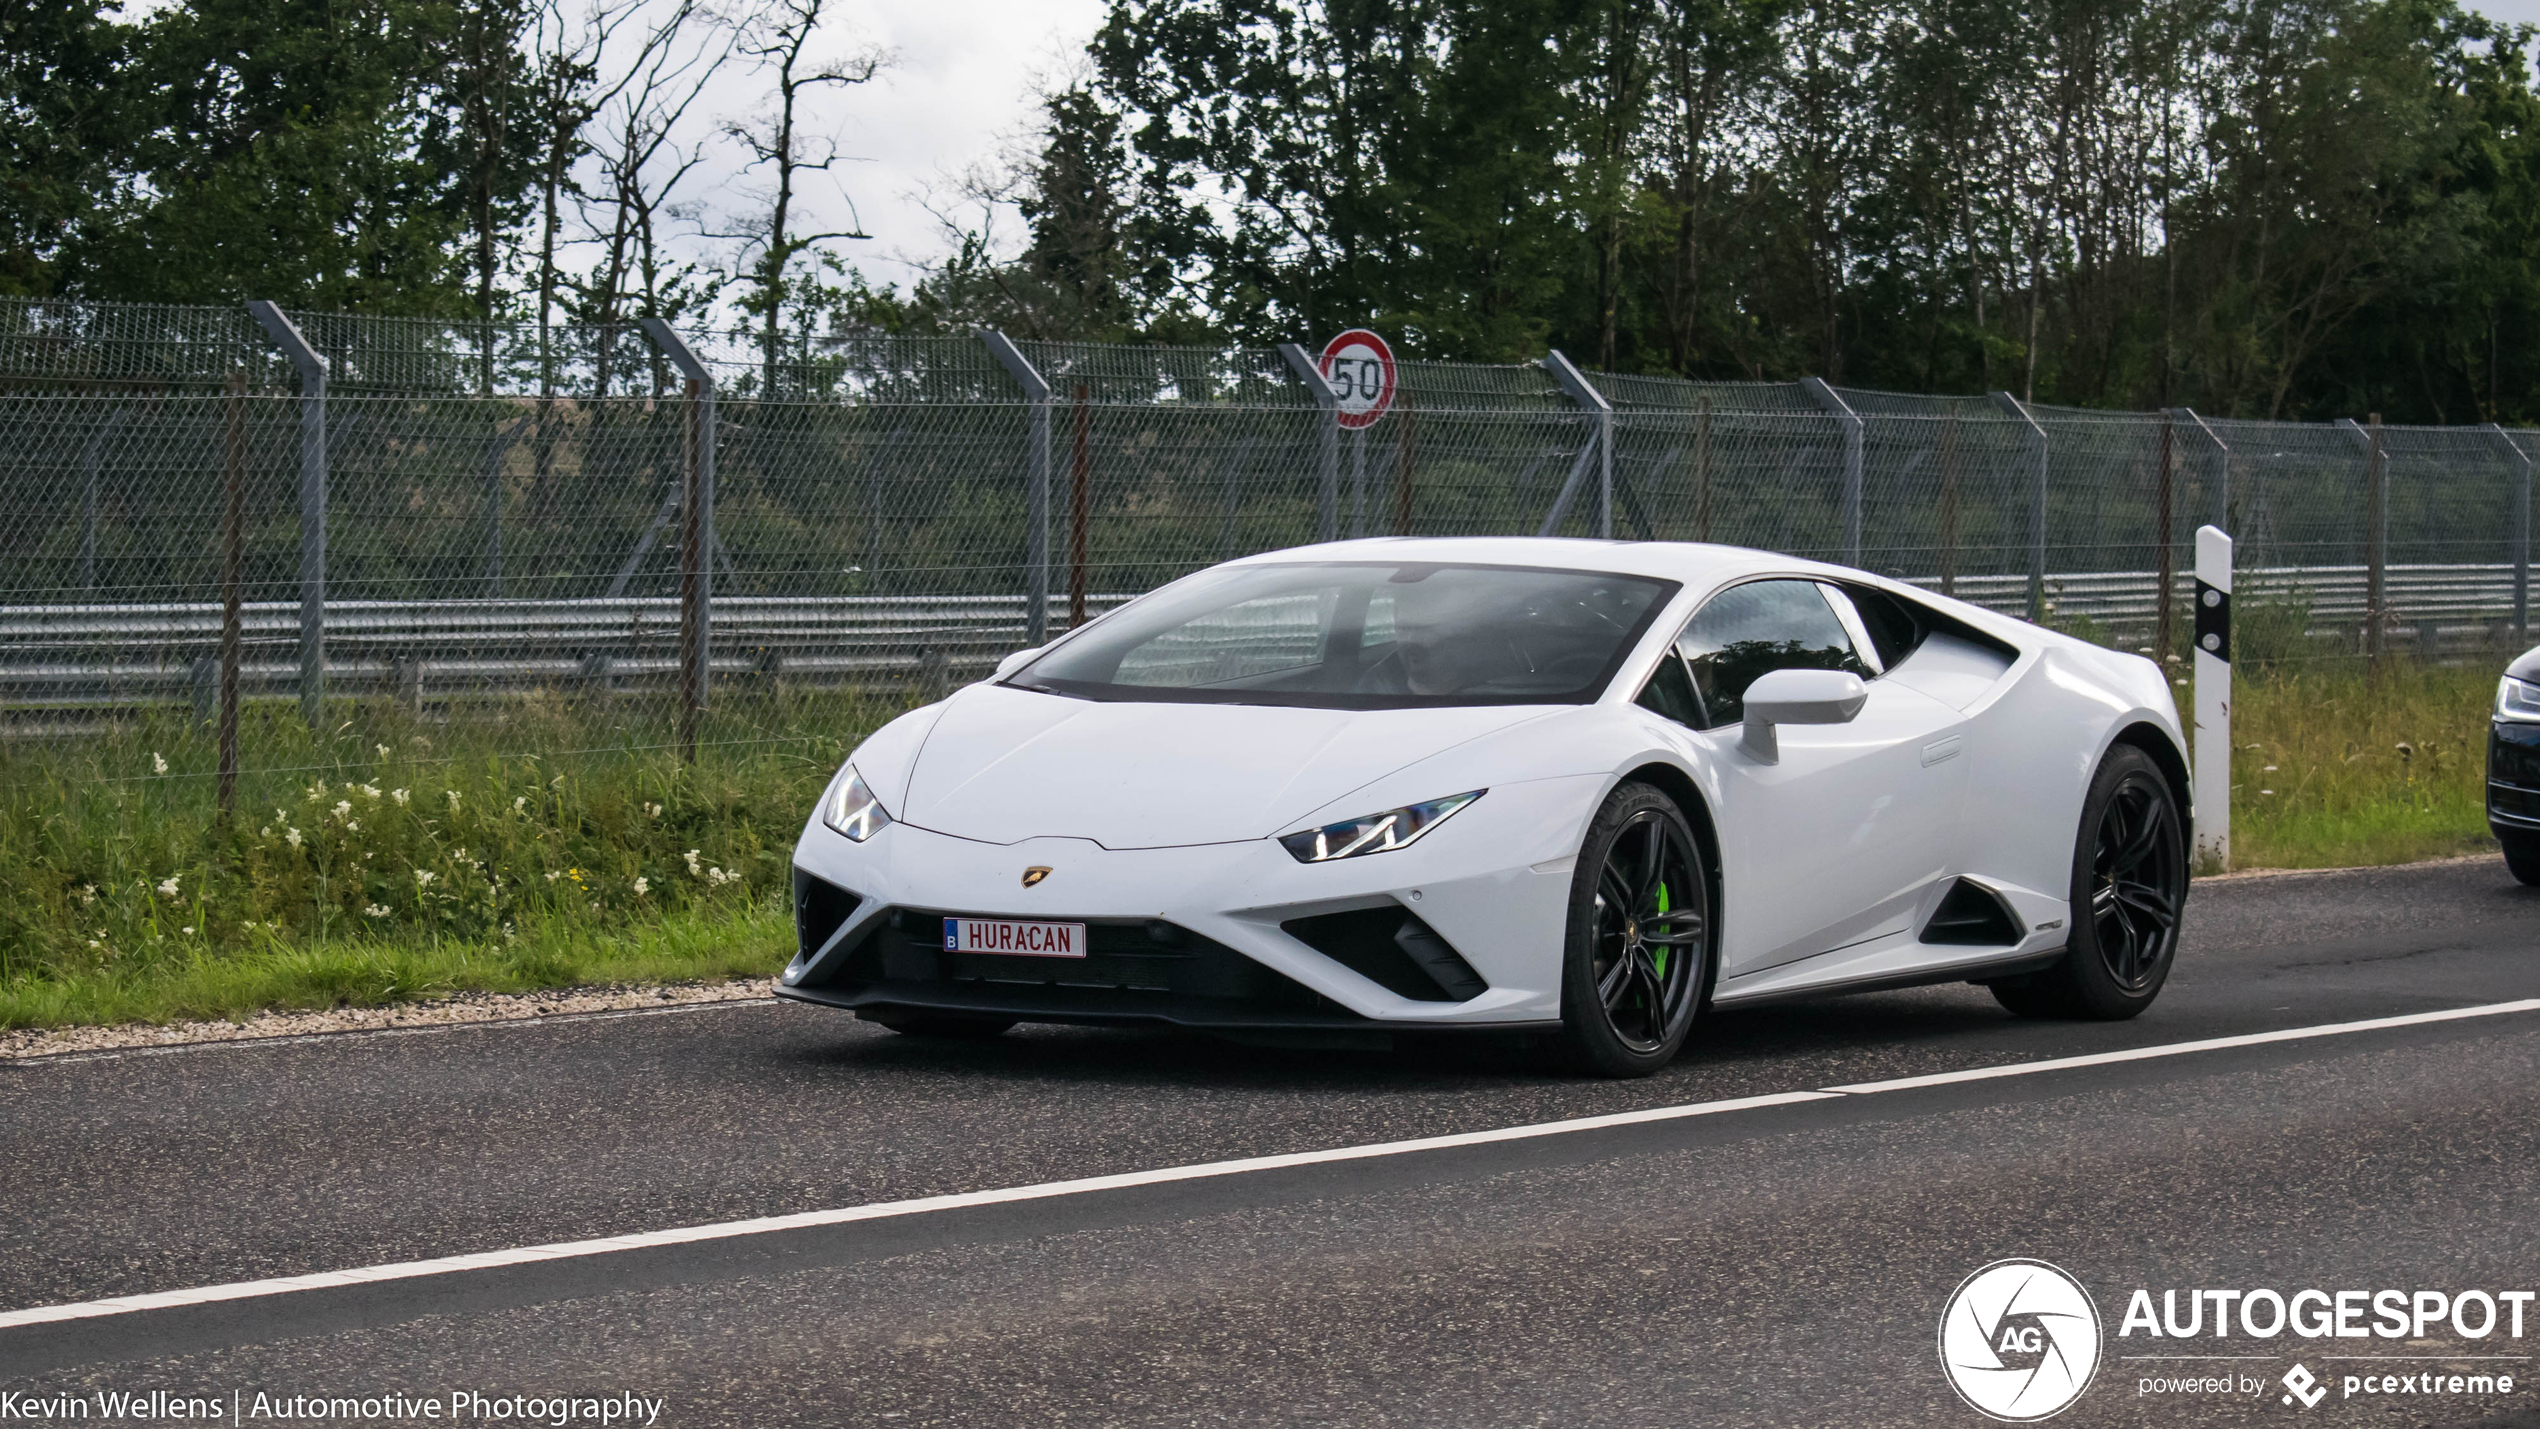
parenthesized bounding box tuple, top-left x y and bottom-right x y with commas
(863, 1012, 1018, 1039)
(1992, 744, 2184, 1021)
(1556, 783, 1711, 1077)
(2503, 833, 2540, 886)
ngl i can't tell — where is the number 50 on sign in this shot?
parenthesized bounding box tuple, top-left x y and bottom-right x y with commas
(1318, 329, 1398, 429)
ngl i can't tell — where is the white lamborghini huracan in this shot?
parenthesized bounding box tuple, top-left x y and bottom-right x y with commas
(781, 538, 2190, 1076)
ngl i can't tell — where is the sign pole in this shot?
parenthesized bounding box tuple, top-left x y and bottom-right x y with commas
(2194, 524, 2232, 870)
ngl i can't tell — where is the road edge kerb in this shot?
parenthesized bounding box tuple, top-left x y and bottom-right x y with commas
(6, 996, 2535, 1334)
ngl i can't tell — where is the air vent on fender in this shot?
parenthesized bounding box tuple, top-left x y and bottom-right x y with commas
(1280, 906, 1489, 1002)
(1919, 878, 2022, 946)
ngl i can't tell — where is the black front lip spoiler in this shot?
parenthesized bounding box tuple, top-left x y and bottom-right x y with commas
(772, 979, 1557, 1035)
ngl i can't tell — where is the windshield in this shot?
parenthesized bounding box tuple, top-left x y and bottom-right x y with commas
(1006, 561, 1677, 709)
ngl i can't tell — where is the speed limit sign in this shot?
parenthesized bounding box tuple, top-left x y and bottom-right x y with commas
(1318, 329, 1397, 429)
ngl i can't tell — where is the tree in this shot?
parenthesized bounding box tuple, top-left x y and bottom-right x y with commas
(717, 0, 885, 396)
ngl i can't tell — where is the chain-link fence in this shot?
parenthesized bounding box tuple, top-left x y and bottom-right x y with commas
(3, 296, 2529, 782)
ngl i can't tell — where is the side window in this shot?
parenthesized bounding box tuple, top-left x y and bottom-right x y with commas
(1676, 580, 1872, 728)
(1634, 650, 1705, 727)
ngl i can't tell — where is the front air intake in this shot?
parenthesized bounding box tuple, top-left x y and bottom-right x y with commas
(1920, 878, 2022, 947)
(1280, 906, 1488, 1002)
(794, 869, 863, 962)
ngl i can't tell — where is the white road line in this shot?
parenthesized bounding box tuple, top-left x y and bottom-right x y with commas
(4, 997, 2536, 1333)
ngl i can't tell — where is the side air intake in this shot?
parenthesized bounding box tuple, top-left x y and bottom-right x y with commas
(1920, 878, 2022, 946)
(1280, 906, 1489, 1002)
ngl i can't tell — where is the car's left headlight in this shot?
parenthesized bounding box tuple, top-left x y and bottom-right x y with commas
(2500, 676, 2540, 724)
(822, 766, 893, 841)
(1278, 790, 1485, 863)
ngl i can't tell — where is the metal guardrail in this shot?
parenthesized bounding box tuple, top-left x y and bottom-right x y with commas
(1, 564, 2520, 713)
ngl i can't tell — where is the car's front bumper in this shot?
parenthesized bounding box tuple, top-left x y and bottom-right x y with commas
(779, 774, 1604, 1030)
(2489, 721, 2540, 837)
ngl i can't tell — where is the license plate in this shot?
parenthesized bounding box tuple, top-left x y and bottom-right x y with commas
(942, 917, 1088, 959)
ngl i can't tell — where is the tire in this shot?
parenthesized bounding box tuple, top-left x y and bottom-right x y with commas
(2504, 833, 2540, 887)
(1555, 782, 1712, 1077)
(1991, 744, 2186, 1021)
(863, 1012, 1018, 1039)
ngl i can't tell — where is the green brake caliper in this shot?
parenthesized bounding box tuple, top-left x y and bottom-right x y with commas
(1652, 882, 1670, 979)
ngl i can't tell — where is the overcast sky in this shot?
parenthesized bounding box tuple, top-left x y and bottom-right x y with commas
(679, 0, 1109, 296)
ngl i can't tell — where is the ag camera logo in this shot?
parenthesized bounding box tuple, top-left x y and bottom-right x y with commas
(1940, 1259, 2104, 1421)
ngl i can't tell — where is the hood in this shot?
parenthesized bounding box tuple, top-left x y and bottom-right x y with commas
(896, 683, 1552, 849)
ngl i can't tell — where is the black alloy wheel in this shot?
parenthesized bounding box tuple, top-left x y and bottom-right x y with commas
(2087, 768, 2183, 993)
(1558, 782, 1711, 1076)
(1992, 744, 2185, 1021)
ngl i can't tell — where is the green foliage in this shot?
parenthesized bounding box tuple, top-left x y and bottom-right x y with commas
(0, 690, 899, 996)
(2220, 658, 2498, 868)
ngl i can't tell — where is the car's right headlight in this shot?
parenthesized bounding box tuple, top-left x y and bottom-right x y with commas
(1277, 790, 1484, 863)
(822, 766, 893, 841)
(2499, 676, 2540, 724)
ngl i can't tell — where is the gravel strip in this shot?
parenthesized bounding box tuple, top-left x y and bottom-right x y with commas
(0, 979, 776, 1060)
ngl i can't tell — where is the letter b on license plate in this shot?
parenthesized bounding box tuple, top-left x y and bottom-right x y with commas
(943, 917, 1088, 958)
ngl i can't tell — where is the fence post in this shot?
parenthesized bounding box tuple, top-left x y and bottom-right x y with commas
(2490, 424, 2530, 643)
(2194, 524, 2232, 871)
(2173, 407, 2229, 531)
(1069, 382, 1091, 628)
(2155, 411, 2177, 659)
(1279, 343, 1341, 542)
(1801, 378, 1861, 565)
(1543, 350, 1614, 539)
(219, 370, 246, 817)
(1990, 391, 2048, 619)
(641, 318, 715, 762)
(982, 330, 1051, 644)
(2339, 416, 2388, 671)
(247, 300, 327, 731)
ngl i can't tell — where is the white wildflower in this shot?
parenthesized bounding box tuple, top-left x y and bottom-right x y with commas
(545, 870, 562, 883)
(358, 783, 381, 799)
(345, 819, 359, 832)
(643, 802, 662, 819)
(333, 800, 351, 819)
(391, 788, 410, 807)
(514, 796, 528, 813)
(180, 925, 195, 936)
(285, 827, 303, 849)
(259, 826, 272, 840)
(705, 866, 738, 888)
(75, 885, 96, 907)
(415, 869, 438, 888)
(2263, 765, 2278, 772)
(632, 876, 650, 896)
(375, 743, 390, 758)
(683, 849, 702, 876)
(364, 904, 390, 918)
(445, 790, 461, 811)
(307, 781, 327, 802)
(87, 939, 101, 950)
(152, 751, 168, 775)
(156, 875, 180, 897)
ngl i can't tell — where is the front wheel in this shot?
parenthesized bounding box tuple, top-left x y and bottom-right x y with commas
(1992, 744, 2185, 1021)
(1556, 783, 1712, 1077)
(2503, 833, 2540, 887)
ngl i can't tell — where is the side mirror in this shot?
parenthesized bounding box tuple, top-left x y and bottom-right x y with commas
(993, 645, 1045, 680)
(1740, 668, 1867, 763)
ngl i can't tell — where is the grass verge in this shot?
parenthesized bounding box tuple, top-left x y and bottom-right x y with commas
(0, 649, 2509, 1032)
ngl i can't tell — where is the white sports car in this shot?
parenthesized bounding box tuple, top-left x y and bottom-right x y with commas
(781, 537, 2191, 1076)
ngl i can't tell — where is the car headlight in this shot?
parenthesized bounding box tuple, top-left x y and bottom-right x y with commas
(2500, 676, 2540, 724)
(1277, 790, 1484, 863)
(822, 767, 893, 841)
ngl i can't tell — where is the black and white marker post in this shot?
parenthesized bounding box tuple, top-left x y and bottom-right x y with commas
(2193, 524, 2232, 868)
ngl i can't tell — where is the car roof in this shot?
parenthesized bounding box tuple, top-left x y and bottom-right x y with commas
(1227, 536, 1849, 589)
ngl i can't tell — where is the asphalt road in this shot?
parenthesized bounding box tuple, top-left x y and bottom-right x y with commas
(3, 857, 2538, 1426)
